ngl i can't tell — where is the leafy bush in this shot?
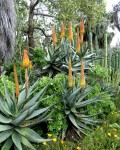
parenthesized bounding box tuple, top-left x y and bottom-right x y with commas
(32, 47, 47, 68)
(88, 64, 109, 84)
(0, 76, 14, 97)
(87, 84, 116, 119)
(81, 123, 120, 150)
(34, 74, 67, 136)
(107, 111, 120, 124)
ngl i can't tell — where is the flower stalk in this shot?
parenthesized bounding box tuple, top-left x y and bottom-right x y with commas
(80, 59, 86, 88)
(13, 65, 19, 98)
(68, 22, 73, 41)
(76, 28, 80, 53)
(60, 21, 65, 38)
(52, 25, 57, 45)
(68, 57, 74, 87)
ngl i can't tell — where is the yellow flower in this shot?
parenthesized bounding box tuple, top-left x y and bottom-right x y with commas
(100, 127, 103, 131)
(68, 57, 74, 88)
(114, 134, 118, 138)
(76, 146, 81, 150)
(53, 138, 57, 142)
(60, 21, 65, 38)
(14, 65, 20, 97)
(43, 142, 47, 145)
(22, 50, 30, 69)
(107, 133, 111, 137)
(52, 25, 57, 44)
(61, 140, 64, 144)
(80, 59, 86, 88)
(113, 128, 117, 131)
(47, 134, 52, 137)
(68, 22, 73, 41)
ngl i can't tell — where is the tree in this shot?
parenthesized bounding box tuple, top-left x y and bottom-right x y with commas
(112, 1, 120, 32)
(0, 0, 16, 64)
(15, 0, 106, 51)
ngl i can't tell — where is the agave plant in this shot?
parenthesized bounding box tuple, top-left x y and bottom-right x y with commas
(41, 45, 66, 77)
(0, 78, 53, 150)
(61, 47, 101, 74)
(62, 84, 104, 138)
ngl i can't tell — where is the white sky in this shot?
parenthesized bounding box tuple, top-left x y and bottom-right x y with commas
(105, 0, 120, 47)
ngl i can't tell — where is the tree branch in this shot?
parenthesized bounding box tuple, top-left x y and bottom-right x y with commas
(30, 0, 40, 13)
(33, 27, 51, 37)
(34, 12, 55, 18)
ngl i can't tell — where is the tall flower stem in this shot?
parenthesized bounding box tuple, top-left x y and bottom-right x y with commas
(25, 68, 29, 97)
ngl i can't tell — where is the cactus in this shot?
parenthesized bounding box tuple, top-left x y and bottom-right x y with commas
(118, 52, 120, 70)
(104, 33, 108, 68)
(95, 36, 99, 51)
(108, 52, 112, 72)
(89, 32, 93, 54)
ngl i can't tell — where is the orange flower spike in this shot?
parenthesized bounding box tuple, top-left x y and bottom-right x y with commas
(80, 59, 86, 88)
(14, 65, 20, 97)
(68, 22, 73, 41)
(22, 50, 30, 69)
(80, 19, 85, 34)
(80, 33, 83, 43)
(60, 21, 65, 38)
(68, 57, 74, 87)
(76, 28, 80, 53)
(52, 25, 57, 44)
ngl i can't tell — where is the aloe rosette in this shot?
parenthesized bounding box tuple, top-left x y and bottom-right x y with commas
(0, 78, 53, 150)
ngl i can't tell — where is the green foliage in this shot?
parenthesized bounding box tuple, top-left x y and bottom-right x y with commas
(90, 64, 109, 80)
(87, 84, 116, 119)
(81, 123, 120, 150)
(35, 74, 67, 136)
(48, 0, 106, 27)
(0, 77, 52, 150)
(35, 138, 79, 150)
(0, 76, 14, 97)
(61, 84, 107, 138)
(5, 60, 25, 84)
(107, 111, 120, 124)
(41, 46, 66, 77)
(32, 47, 47, 68)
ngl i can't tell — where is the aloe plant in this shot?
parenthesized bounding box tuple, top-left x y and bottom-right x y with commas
(0, 78, 53, 150)
(62, 84, 104, 138)
(41, 45, 66, 77)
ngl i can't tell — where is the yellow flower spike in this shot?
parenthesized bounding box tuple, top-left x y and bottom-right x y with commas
(114, 134, 118, 138)
(53, 138, 57, 142)
(80, 19, 85, 34)
(60, 21, 65, 38)
(68, 22, 73, 41)
(43, 142, 47, 145)
(76, 146, 81, 150)
(68, 57, 74, 88)
(80, 33, 83, 43)
(47, 134, 52, 137)
(80, 59, 86, 88)
(76, 28, 80, 53)
(107, 133, 111, 137)
(14, 65, 20, 98)
(52, 25, 57, 45)
(22, 50, 30, 69)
